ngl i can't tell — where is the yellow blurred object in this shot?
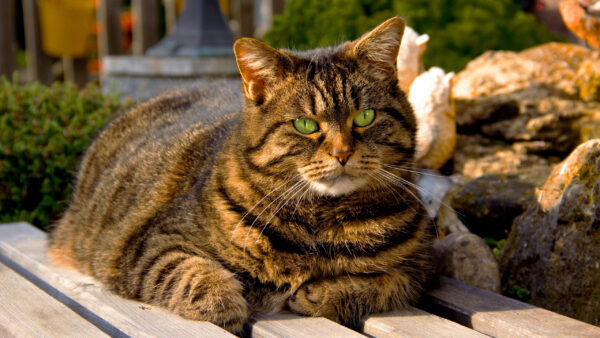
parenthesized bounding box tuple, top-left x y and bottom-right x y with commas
(176, 0, 186, 15)
(38, 0, 96, 57)
(219, 0, 229, 16)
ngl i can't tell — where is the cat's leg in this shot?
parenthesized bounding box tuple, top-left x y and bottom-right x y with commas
(287, 269, 427, 329)
(139, 254, 248, 333)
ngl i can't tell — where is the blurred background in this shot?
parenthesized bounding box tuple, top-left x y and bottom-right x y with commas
(0, 0, 584, 87)
(0, 0, 283, 87)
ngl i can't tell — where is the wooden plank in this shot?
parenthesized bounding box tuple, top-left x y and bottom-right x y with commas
(131, 0, 160, 55)
(422, 276, 600, 338)
(230, 0, 254, 37)
(363, 306, 488, 338)
(250, 312, 364, 338)
(0, 262, 107, 337)
(22, 0, 53, 84)
(0, 223, 234, 337)
(272, 0, 285, 15)
(0, 0, 16, 77)
(62, 57, 88, 88)
(97, 0, 122, 57)
(163, 0, 178, 33)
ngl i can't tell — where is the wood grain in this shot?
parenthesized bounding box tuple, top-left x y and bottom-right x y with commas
(0, 0, 16, 77)
(250, 312, 364, 338)
(131, 0, 159, 55)
(423, 276, 600, 338)
(3, 222, 599, 338)
(96, 0, 122, 57)
(0, 262, 107, 337)
(0, 223, 234, 337)
(22, 0, 53, 84)
(363, 306, 488, 338)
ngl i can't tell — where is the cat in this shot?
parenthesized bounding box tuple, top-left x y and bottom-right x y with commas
(48, 17, 434, 334)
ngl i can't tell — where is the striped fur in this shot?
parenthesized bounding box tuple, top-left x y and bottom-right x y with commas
(48, 17, 433, 334)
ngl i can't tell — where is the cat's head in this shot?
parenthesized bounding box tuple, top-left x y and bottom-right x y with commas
(233, 17, 416, 197)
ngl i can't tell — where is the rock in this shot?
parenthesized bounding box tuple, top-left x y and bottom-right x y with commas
(477, 95, 593, 154)
(451, 43, 600, 158)
(499, 139, 600, 326)
(453, 134, 558, 188)
(416, 170, 469, 236)
(576, 55, 600, 102)
(451, 51, 542, 101)
(576, 109, 600, 142)
(434, 232, 501, 293)
(449, 174, 536, 239)
(396, 26, 428, 94)
(519, 43, 592, 96)
(416, 169, 453, 219)
(410, 67, 456, 170)
(559, 0, 600, 49)
(452, 43, 591, 101)
(435, 193, 470, 236)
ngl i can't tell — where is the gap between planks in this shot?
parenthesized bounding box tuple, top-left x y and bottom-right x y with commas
(422, 276, 600, 337)
(0, 262, 107, 337)
(0, 222, 485, 337)
(4, 222, 595, 338)
(0, 222, 233, 337)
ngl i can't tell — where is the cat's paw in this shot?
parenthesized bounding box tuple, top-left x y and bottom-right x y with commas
(287, 280, 336, 319)
(169, 269, 248, 333)
(288, 279, 368, 329)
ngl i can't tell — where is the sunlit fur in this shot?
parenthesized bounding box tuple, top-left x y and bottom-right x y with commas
(48, 17, 434, 334)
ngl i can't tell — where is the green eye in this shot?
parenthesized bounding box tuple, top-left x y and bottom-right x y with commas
(293, 118, 320, 134)
(353, 109, 375, 127)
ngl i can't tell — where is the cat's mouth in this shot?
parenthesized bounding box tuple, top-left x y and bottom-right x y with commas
(309, 171, 367, 196)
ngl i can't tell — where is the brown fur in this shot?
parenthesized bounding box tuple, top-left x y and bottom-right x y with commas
(48, 17, 434, 334)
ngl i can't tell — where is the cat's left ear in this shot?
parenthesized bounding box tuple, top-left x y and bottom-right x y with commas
(349, 17, 406, 80)
(234, 38, 291, 102)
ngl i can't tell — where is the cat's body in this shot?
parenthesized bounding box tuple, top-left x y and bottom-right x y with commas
(49, 18, 434, 333)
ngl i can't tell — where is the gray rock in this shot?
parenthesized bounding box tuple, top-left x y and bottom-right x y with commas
(100, 56, 240, 102)
(434, 232, 501, 293)
(452, 134, 559, 187)
(576, 54, 600, 102)
(499, 139, 600, 326)
(449, 174, 536, 239)
(451, 43, 600, 157)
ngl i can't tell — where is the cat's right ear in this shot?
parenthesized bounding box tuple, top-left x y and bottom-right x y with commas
(234, 38, 291, 102)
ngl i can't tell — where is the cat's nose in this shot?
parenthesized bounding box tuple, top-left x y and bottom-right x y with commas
(330, 133, 354, 165)
(330, 149, 353, 165)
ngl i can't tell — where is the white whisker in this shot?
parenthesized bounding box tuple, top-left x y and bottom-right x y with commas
(378, 168, 455, 220)
(231, 173, 301, 240)
(382, 163, 445, 177)
(368, 172, 403, 205)
(257, 180, 311, 241)
(242, 178, 304, 251)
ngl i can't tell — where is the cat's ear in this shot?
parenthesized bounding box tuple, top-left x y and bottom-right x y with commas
(234, 38, 291, 102)
(350, 17, 406, 80)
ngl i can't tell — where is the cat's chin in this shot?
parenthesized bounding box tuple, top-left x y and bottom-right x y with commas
(309, 174, 367, 197)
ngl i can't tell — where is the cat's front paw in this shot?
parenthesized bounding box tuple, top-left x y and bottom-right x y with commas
(288, 280, 336, 319)
(288, 279, 368, 329)
(169, 269, 249, 333)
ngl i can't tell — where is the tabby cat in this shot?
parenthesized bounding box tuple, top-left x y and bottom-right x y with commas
(48, 17, 434, 334)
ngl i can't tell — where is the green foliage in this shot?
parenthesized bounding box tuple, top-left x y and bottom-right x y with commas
(484, 237, 507, 258)
(0, 76, 124, 229)
(265, 0, 395, 50)
(265, 0, 557, 71)
(504, 285, 532, 303)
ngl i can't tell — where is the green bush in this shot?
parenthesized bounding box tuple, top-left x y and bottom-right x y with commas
(0, 76, 124, 230)
(265, 0, 557, 72)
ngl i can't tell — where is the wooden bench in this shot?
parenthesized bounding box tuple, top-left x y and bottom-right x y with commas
(1, 222, 598, 337)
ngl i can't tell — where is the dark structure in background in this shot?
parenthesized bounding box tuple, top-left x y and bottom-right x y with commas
(147, 0, 235, 56)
